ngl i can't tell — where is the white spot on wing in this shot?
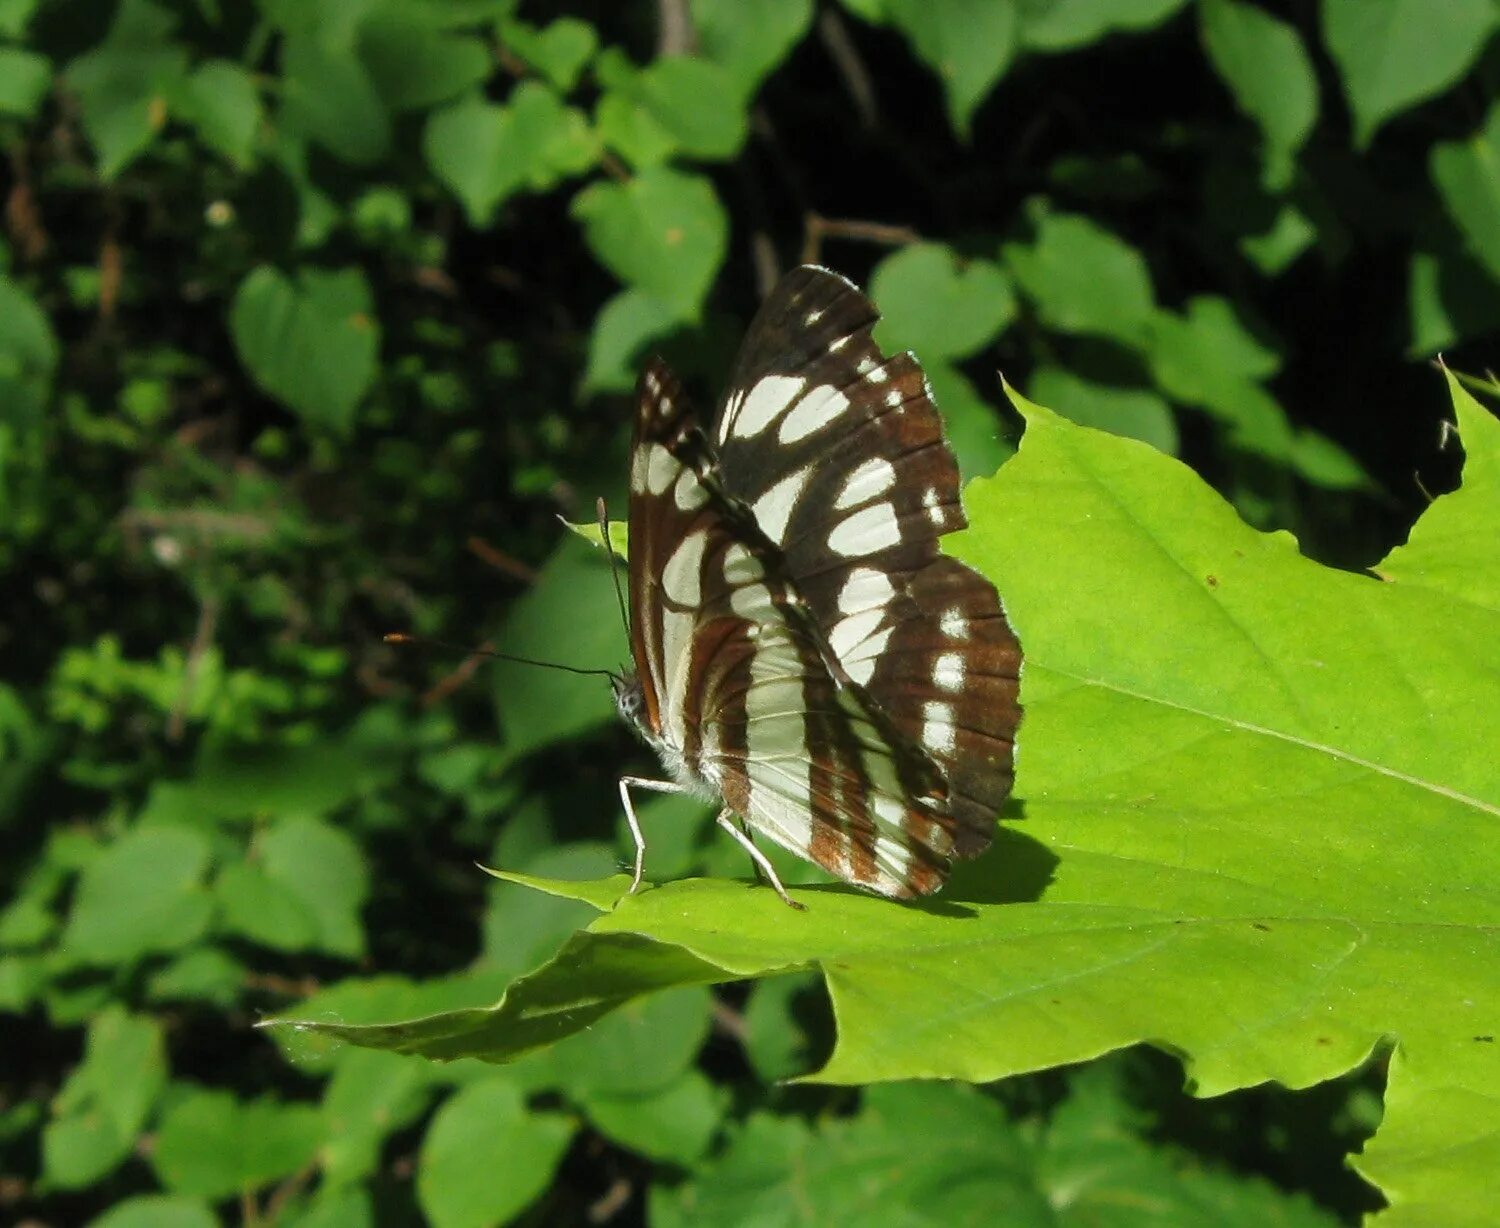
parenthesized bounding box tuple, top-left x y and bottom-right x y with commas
(751, 466, 813, 543)
(884, 389, 904, 409)
(828, 502, 901, 557)
(734, 374, 804, 437)
(843, 627, 892, 685)
(940, 607, 968, 639)
(836, 566, 894, 615)
(717, 389, 744, 444)
(934, 652, 965, 692)
(645, 444, 676, 495)
(778, 385, 852, 444)
(829, 607, 884, 660)
(834, 457, 896, 509)
(923, 487, 946, 525)
(923, 701, 956, 755)
(866, 364, 889, 384)
(662, 530, 707, 606)
(674, 469, 708, 511)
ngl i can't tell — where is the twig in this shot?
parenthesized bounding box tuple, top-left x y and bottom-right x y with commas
(263, 1159, 319, 1224)
(588, 1176, 633, 1223)
(243, 971, 322, 997)
(167, 594, 220, 743)
(801, 213, 921, 265)
(467, 535, 539, 584)
(817, 7, 879, 130)
(421, 640, 496, 708)
(710, 997, 749, 1044)
(656, 0, 696, 56)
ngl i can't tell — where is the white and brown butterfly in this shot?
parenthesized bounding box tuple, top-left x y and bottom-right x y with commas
(611, 264, 1021, 905)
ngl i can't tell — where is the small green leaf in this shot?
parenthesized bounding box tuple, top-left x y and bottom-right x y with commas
(1018, 0, 1189, 51)
(1199, 0, 1318, 190)
(1432, 104, 1500, 284)
(280, 27, 390, 166)
(925, 361, 1013, 480)
(615, 56, 749, 159)
(1028, 366, 1179, 454)
(64, 0, 188, 178)
(321, 1049, 432, 1187)
(572, 166, 729, 320)
(582, 287, 684, 394)
(693, 0, 812, 95)
(43, 1008, 166, 1189)
(152, 1089, 322, 1198)
(871, 242, 1016, 360)
(1323, 0, 1496, 147)
(86, 1195, 218, 1228)
(1408, 241, 1500, 357)
(358, 15, 490, 111)
(61, 826, 212, 964)
(886, 0, 1018, 137)
(424, 84, 598, 227)
(416, 1080, 573, 1228)
(229, 265, 379, 434)
(0, 46, 50, 119)
(499, 17, 597, 91)
(1145, 296, 1280, 412)
(546, 985, 713, 1098)
(214, 862, 319, 952)
(594, 89, 678, 168)
(579, 1069, 725, 1165)
(181, 60, 260, 167)
(260, 816, 370, 958)
(1004, 210, 1157, 346)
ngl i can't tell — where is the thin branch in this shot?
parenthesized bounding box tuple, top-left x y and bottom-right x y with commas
(801, 212, 921, 266)
(467, 535, 539, 584)
(167, 594, 220, 743)
(817, 7, 879, 131)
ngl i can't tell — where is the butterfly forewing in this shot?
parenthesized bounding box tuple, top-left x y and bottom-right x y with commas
(709, 266, 1022, 843)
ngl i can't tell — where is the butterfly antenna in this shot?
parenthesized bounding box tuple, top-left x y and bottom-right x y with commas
(383, 634, 615, 679)
(598, 496, 631, 637)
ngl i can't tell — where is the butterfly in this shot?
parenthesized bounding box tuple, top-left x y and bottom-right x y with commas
(610, 265, 1021, 905)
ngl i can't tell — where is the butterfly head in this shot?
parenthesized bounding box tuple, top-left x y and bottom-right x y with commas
(610, 671, 650, 736)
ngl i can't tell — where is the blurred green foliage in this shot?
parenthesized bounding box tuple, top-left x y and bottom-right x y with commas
(2, 0, 1496, 1224)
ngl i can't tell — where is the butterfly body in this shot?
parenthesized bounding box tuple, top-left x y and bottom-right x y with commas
(617, 266, 1021, 901)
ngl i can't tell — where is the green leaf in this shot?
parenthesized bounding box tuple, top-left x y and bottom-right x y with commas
(358, 14, 490, 111)
(1408, 243, 1500, 357)
(1018, 0, 1189, 51)
(61, 826, 212, 964)
(0, 46, 50, 119)
(321, 1048, 432, 1187)
(260, 816, 370, 958)
(925, 361, 1013, 481)
(43, 1008, 166, 1189)
(180, 60, 261, 168)
(611, 56, 749, 159)
(499, 18, 597, 92)
(1199, 0, 1318, 190)
(214, 861, 319, 952)
(544, 985, 713, 1097)
(230, 265, 380, 434)
(490, 535, 624, 762)
(1379, 371, 1500, 607)
(280, 26, 390, 166)
(481, 842, 621, 979)
(572, 166, 729, 321)
(416, 1079, 573, 1228)
(1027, 367, 1178, 454)
(693, 0, 812, 96)
(580, 1069, 725, 1165)
(64, 0, 188, 178)
(594, 89, 678, 168)
(582, 287, 684, 395)
(1431, 104, 1500, 284)
(86, 1195, 218, 1228)
(871, 242, 1016, 361)
(424, 84, 598, 227)
(1003, 210, 1157, 346)
(286, 380, 1500, 1224)
(0, 274, 59, 378)
(886, 0, 1018, 138)
(1145, 296, 1280, 416)
(1322, 0, 1496, 147)
(152, 1088, 322, 1198)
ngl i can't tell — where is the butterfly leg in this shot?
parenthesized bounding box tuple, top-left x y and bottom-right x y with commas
(618, 776, 685, 893)
(715, 810, 807, 911)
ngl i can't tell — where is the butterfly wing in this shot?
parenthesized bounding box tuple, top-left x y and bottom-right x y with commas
(710, 265, 1022, 843)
